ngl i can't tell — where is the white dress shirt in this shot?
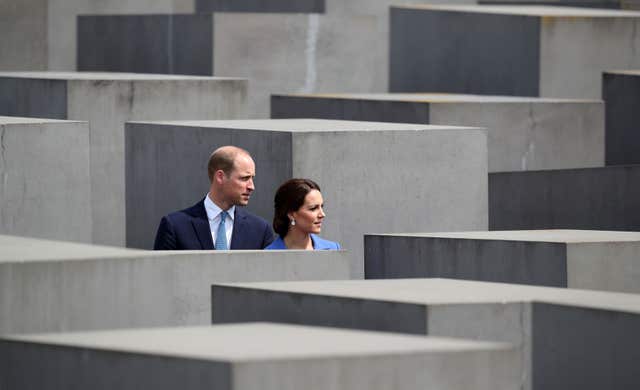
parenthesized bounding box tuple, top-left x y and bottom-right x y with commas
(204, 194, 235, 248)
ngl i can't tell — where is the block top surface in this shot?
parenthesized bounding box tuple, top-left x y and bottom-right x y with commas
(0, 72, 244, 82)
(393, 4, 640, 17)
(2, 323, 511, 362)
(277, 93, 598, 104)
(0, 235, 144, 263)
(605, 70, 640, 76)
(372, 229, 640, 243)
(0, 116, 85, 125)
(128, 118, 482, 132)
(216, 278, 640, 314)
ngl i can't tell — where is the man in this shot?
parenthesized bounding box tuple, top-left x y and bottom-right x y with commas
(153, 146, 274, 250)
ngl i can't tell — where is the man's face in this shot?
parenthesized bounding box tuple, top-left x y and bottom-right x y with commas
(220, 154, 256, 207)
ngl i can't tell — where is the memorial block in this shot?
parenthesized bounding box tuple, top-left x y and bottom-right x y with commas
(196, 0, 324, 12)
(0, 234, 352, 334)
(365, 230, 640, 293)
(390, 5, 640, 99)
(0, 116, 91, 242)
(272, 93, 604, 172)
(126, 119, 488, 276)
(213, 278, 640, 390)
(0, 323, 518, 390)
(0, 72, 247, 246)
(479, 0, 632, 8)
(489, 165, 640, 231)
(603, 71, 640, 165)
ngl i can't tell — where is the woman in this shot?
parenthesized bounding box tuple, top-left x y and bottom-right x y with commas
(265, 178, 340, 250)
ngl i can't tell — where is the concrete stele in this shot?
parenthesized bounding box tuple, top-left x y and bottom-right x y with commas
(0, 323, 519, 390)
(365, 229, 640, 293)
(212, 278, 640, 390)
(125, 118, 488, 277)
(271, 93, 604, 172)
(0, 72, 247, 246)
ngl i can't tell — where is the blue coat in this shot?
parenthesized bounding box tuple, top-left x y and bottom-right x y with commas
(265, 234, 341, 250)
(153, 199, 274, 250)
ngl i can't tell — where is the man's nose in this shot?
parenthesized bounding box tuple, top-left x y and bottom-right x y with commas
(247, 178, 255, 191)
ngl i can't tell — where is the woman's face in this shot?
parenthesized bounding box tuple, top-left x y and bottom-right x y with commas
(290, 189, 325, 235)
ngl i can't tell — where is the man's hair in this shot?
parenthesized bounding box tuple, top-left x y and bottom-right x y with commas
(207, 146, 250, 182)
(272, 178, 321, 237)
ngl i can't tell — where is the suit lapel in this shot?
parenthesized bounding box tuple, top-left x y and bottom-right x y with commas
(190, 200, 214, 249)
(230, 208, 247, 249)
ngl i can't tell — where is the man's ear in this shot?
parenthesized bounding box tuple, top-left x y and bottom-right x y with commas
(214, 170, 226, 184)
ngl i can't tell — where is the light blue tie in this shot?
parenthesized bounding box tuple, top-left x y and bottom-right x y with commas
(215, 211, 229, 250)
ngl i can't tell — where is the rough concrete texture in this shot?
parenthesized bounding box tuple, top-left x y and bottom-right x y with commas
(0, 323, 519, 390)
(390, 5, 640, 99)
(365, 230, 640, 293)
(212, 278, 640, 390)
(78, 14, 213, 75)
(480, 0, 628, 8)
(125, 119, 488, 277)
(0, 72, 247, 247)
(0, 116, 91, 243)
(0, 234, 353, 334)
(272, 93, 604, 172)
(489, 165, 640, 231)
(0, 0, 194, 71)
(603, 71, 640, 165)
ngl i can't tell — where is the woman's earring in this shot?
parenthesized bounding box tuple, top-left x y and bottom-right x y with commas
(290, 219, 296, 226)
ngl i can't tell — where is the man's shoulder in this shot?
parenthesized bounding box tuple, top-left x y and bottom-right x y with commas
(164, 200, 206, 223)
(235, 207, 270, 227)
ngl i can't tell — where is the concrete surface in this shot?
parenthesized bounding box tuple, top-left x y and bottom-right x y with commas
(479, 0, 630, 8)
(196, 0, 324, 12)
(0, 0, 194, 71)
(365, 230, 640, 293)
(272, 93, 604, 172)
(0, 116, 91, 243)
(212, 278, 640, 390)
(78, 14, 213, 75)
(0, 234, 353, 334)
(603, 71, 640, 165)
(390, 5, 640, 99)
(489, 165, 640, 231)
(0, 72, 247, 246)
(0, 323, 518, 390)
(125, 119, 488, 277)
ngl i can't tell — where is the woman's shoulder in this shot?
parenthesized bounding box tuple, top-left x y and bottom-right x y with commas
(264, 236, 286, 250)
(311, 234, 341, 250)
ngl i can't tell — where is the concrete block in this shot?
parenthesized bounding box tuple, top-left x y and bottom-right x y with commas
(603, 71, 640, 165)
(0, 72, 247, 246)
(272, 93, 604, 172)
(78, 14, 213, 75)
(479, 0, 629, 9)
(0, 0, 194, 71)
(0, 117, 91, 242)
(125, 119, 488, 276)
(365, 230, 640, 293)
(0, 234, 353, 334)
(196, 0, 324, 12)
(489, 165, 640, 231)
(0, 323, 519, 390)
(212, 278, 640, 390)
(390, 5, 640, 99)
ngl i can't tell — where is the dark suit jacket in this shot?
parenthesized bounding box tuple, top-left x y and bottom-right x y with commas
(153, 199, 274, 250)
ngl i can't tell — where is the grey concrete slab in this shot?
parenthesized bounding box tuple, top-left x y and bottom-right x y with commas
(125, 119, 488, 276)
(272, 93, 604, 172)
(0, 0, 194, 71)
(0, 116, 91, 243)
(78, 14, 213, 75)
(479, 0, 626, 8)
(0, 72, 247, 246)
(0, 323, 519, 390)
(0, 234, 353, 334)
(212, 278, 640, 390)
(196, 0, 324, 12)
(390, 5, 640, 99)
(489, 165, 640, 231)
(603, 71, 640, 165)
(365, 230, 640, 293)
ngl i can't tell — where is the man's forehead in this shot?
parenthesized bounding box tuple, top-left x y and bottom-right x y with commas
(232, 154, 255, 172)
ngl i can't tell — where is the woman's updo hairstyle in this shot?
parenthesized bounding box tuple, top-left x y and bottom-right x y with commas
(273, 178, 321, 237)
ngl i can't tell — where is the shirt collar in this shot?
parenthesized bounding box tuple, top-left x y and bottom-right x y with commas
(204, 193, 235, 221)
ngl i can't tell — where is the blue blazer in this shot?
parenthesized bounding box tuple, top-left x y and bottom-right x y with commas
(153, 199, 274, 250)
(265, 234, 341, 250)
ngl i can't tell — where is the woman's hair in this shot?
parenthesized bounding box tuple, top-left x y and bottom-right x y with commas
(273, 178, 321, 237)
